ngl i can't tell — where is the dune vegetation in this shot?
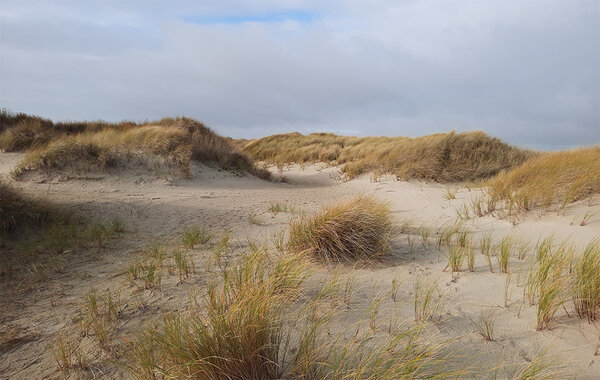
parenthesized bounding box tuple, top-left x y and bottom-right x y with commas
(242, 130, 532, 182)
(0, 181, 50, 240)
(0, 110, 269, 179)
(127, 246, 457, 380)
(0, 181, 123, 281)
(486, 147, 600, 212)
(288, 196, 395, 263)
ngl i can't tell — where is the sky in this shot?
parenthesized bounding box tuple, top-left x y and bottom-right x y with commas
(1, 1, 599, 150)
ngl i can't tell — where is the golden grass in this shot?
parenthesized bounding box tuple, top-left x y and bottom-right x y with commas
(128, 246, 460, 379)
(524, 241, 573, 330)
(127, 248, 308, 379)
(243, 130, 531, 182)
(288, 195, 395, 263)
(487, 147, 600, 211)
(470, 309, 496, 342)
(1, 111, 269, 179)
(572, 238, 600, 322)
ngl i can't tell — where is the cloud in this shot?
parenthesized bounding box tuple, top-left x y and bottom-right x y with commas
(1, 0, 598, 149)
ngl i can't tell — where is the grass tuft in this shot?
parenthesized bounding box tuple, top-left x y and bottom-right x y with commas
(470, 309, 496, 341)
(288, 195, 395, 263)
(127, 249, 307, 379)
(182, 226, 211, 249)
(572, 238, 600, 322)
(414, 276, 444, 322)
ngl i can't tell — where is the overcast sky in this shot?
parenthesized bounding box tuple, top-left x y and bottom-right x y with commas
(1, 1, 599, 149)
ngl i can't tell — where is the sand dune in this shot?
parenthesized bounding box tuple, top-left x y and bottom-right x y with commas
(1, 153, 599, 379)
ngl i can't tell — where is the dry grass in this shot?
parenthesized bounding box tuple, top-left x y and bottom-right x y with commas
(243, 130, 531, 182)
(126, 248, 307, 379)
(414, 276, 444, 322)
(182, 226, 212, 249)
(470, 309, 496, 342)
(127, 247, 458, 379)
(287, 195, 395, 263)
(487, 147, 600, 211)
(524, 241, 573, 330)
(497, 235, 512, 274)
(1, 111, 269, 179)
(572, 238, 600, 322)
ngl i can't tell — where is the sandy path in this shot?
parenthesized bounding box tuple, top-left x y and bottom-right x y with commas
(1, 154, 599, 378)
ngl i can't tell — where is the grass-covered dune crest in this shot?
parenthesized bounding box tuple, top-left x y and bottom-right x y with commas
(0, 110, 270, 179)
(242, 130, 532, 182)
(487, 146, 600, 211)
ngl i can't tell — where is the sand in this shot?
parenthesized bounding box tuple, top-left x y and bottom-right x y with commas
(1, 153, 599, 379)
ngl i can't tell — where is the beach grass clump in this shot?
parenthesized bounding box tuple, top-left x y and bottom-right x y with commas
(52, 332, 88, 374)
(470, 309, 496, 341)
(487, 147, 600, 212)
(268, 202, 294, 214)
(480, 233, 495, 273)
(526, 243, 573, 330)
(466, 245, 475, 272)
(300, 325, 459, 379)
(182, 226, 211, 249)
(510, 349, 569, 380)
(127, 249, 307, 379)
(497, 235, 512, 273)
(572, 238, 600, 322)
(414, 276, 444, 322)
(288, 195, 394, 263)
(446, 246, 465, 277)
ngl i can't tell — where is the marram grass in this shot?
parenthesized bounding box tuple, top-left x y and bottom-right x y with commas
(288, 195, 395, 263)
(243, 130, 531, 182)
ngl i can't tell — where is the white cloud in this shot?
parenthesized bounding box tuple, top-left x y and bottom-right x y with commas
(1, 0, 598, 149)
